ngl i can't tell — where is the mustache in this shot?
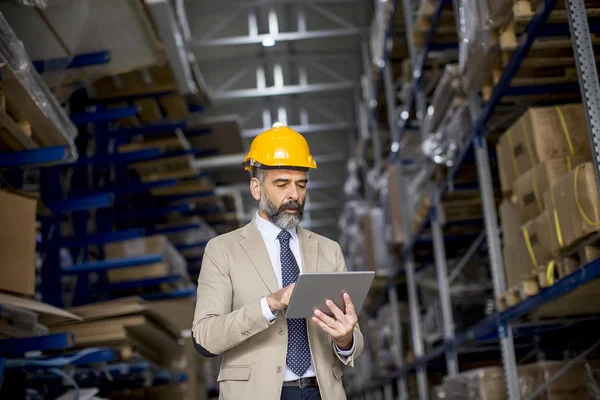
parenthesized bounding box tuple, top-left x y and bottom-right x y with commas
(278, 200, 304, 215)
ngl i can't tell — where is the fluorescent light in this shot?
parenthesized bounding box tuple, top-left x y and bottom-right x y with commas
(262, 37, 276, 47)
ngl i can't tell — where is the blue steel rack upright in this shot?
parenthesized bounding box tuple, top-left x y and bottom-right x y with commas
(352, 0, 600, 399)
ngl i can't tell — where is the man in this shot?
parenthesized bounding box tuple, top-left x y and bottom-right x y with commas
(192, 125, 364, 399)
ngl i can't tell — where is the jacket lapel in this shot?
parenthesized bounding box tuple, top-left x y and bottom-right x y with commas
(239, 219, 279, 293)
(298, 225, 319, 273)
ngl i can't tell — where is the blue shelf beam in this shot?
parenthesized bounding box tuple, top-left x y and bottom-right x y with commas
(122, 203, 194, 219)
(106, 275, 181, 291)
(141, 287, 196, 301)
(0, 146, 70, 168)
(61, 254, 163, 275)
(151, 223, 203, 235)
(70, 106, 138, 125)
(175, 241, 208, 251)
(162, 190, 215, 203)
(107, 121, 187, 138)
(185, 128, 211, 137)
(47, 193, 113, 213)
(69, 148, 161, 166)
(4, 348, 117, 370)
(109, 178, 178, 196)
(0, 333, 73, 357)
(56, 229, 144, 248)
(32, 51, 111, 73)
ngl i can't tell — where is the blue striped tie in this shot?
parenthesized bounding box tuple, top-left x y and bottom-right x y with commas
(277, 230, 311, 377)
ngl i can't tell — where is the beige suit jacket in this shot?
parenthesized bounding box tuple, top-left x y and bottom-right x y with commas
(192, 219, 364, 400)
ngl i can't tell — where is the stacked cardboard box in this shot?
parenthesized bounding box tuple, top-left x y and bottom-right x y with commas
(442, 362, 590, 399)
(360, 207, 395, 276)
(545, 162, 600, 253)
(497, 104, 593, 289)
(0, 190, 37, 296)
(43, 297, 185, 370)
(386, 165, 405, 245)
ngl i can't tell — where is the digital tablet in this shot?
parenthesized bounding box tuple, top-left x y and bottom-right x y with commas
(284, 271, 375, 319)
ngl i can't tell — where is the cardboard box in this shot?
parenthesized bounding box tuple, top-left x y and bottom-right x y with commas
(500, 200, 533, 287)
(513, 157, 589, 223)
(0, 190, 37, 296)
(360, 208, 392, 275)
(545, 162, 600, 252)
(387, 165, 405, 245)
(497, 103, 592, 194)
(443, 367, 506, 400)
(519, 361, 588, 399)
(521, 211, 552, 269)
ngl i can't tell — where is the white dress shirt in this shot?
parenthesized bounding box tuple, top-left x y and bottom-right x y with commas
(254, 212, 354, 382)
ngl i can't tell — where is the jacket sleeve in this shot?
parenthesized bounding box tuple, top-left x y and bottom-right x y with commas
(192, 238, 275, 356)
(332, 243, 364, 366)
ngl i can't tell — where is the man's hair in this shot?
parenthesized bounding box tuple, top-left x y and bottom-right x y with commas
(252, 167, 268, 184)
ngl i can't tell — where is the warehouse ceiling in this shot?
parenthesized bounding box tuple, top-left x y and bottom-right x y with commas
(183, 0, 370, 239)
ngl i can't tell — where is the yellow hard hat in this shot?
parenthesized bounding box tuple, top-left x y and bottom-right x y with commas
(243, 125, 317, 171)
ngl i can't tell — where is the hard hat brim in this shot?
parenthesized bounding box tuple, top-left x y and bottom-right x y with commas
(242, 160, 314, 172)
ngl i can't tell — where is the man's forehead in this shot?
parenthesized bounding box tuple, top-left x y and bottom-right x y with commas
(266, 169, 308, 181)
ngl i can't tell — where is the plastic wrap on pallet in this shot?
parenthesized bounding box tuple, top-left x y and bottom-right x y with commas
(369, 0, 392, 66)
(444, 366, 506, 399)
(479, 0, 513, 29)
(422, 102, 471, 166)
(0, 13, 77, 154)
(457, 0, 498, 93)
(422, 64, 463, 137)
(519, 361, 589, 399)
(586, 362, 600, 399)
(433, 385, 446, 400)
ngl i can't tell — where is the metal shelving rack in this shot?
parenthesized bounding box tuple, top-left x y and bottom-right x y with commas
(0, 10, 219, 396)
(350, 0, 600, 399)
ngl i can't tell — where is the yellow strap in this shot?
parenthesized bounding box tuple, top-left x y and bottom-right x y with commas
(556, 106, 575, 156)
(567, 155, 573, 172)
(546, 260, 556, 286)
(550, 189, 564, 247)
(531, 168, 543, 212)
(507, 129, 520, 177)
(574, 164, 600, 227)
(521, 119, 537, 166)
(523, 227, 538, 269)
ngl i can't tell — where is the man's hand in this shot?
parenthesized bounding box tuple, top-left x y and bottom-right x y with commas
(266, 283, 295, 313)
(312, 293, 357, 350)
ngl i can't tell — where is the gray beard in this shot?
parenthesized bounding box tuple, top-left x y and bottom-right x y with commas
(259, 190, 303, 230)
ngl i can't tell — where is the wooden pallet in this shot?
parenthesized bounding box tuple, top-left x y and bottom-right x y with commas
(0, 90, 36, 152)
(539, 231, 600, 288)
(482, 0, 600, 100)
(496, 278, 540, 311)
(413, 5, 457, 48)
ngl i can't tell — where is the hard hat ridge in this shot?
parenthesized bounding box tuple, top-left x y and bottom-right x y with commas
(242, 125, 317, 171)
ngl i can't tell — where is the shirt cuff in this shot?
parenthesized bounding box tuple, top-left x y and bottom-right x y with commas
(335, 332, 355, 356)
(260, 296, 277, 322)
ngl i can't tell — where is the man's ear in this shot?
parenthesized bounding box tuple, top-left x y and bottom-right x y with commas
(250, 177, 261, 201)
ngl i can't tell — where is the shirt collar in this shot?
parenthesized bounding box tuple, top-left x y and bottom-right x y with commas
(255, 210, 298, 243)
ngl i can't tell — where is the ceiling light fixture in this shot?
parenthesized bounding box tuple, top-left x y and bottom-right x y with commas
(262, 36, 276, 47)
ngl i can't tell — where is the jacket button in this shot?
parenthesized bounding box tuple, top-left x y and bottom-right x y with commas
(278, 328, 285, 335)
(276, 366, 283, 373)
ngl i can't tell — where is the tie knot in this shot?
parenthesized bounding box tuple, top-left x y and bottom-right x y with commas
(277, 230, 292, 244)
